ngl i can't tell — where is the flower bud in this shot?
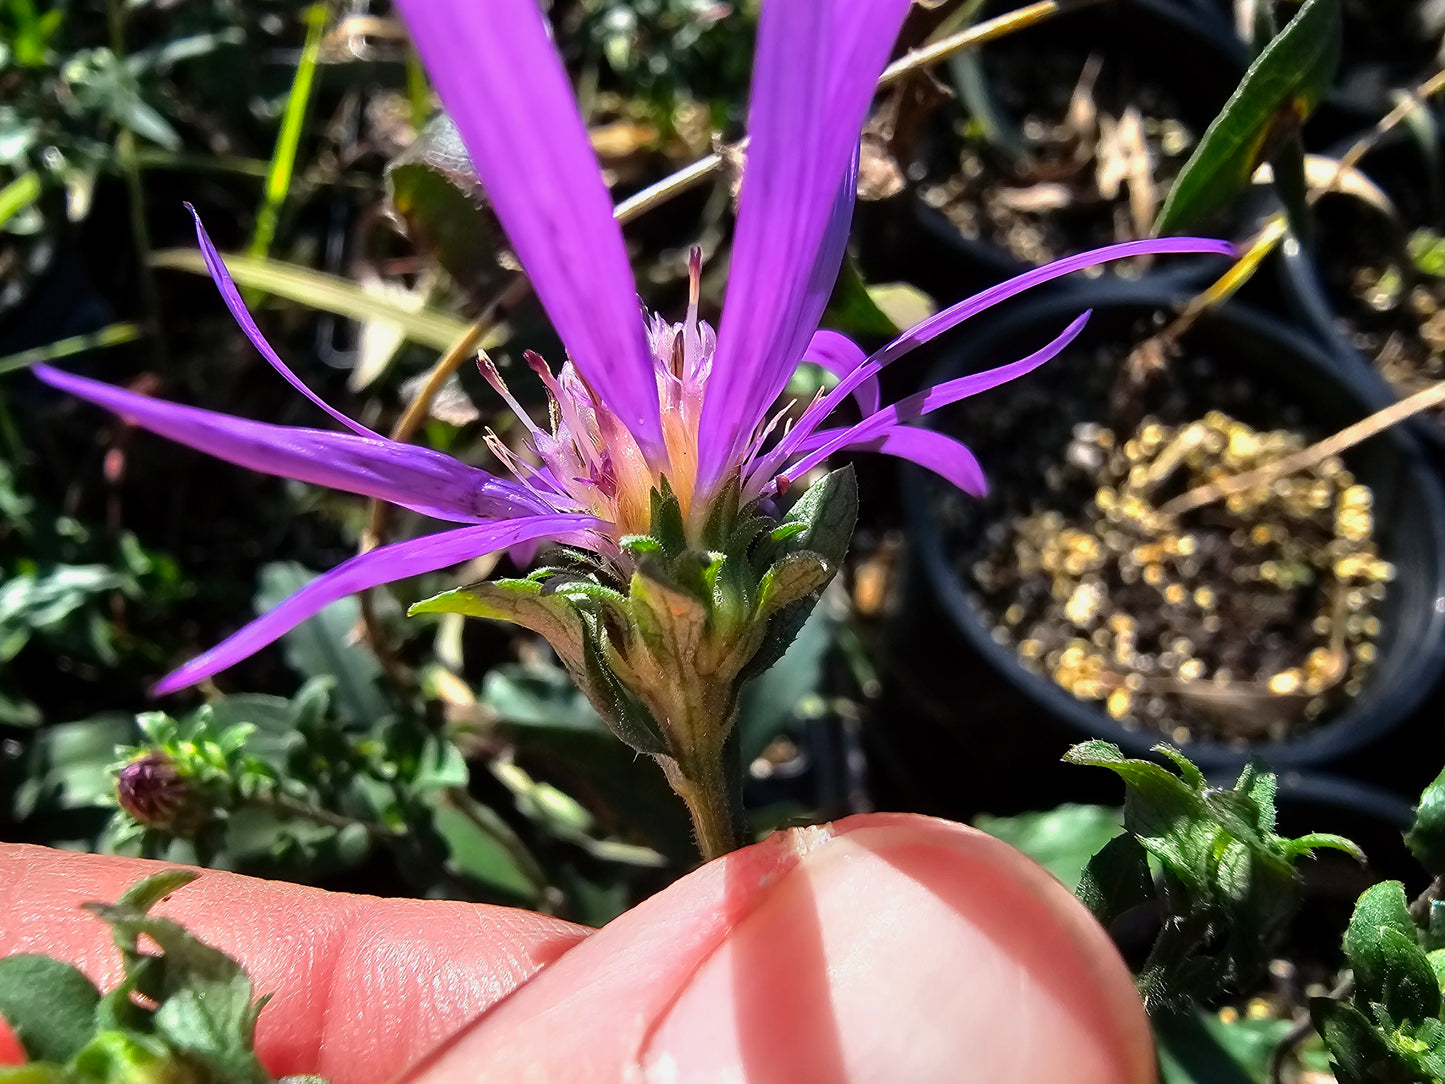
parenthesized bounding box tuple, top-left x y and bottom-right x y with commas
(115, 752, 206, 834)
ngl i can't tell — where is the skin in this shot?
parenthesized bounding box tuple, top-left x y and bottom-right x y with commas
(0, 813, 1155, 1084)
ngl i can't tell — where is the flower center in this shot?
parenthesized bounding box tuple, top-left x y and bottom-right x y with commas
(481, 249, 716, 543)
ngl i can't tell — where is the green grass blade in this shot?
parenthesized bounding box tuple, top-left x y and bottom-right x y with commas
(0, 323, 143, 377)
(151, 248, 471, 350)
(0, 172, 42, 231)
(248, 3, 327, 263)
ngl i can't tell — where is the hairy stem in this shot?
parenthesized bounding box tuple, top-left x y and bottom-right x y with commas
(661, 743, 740, 862)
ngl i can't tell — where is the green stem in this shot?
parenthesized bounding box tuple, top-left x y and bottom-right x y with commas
(661, 743, 740, 862)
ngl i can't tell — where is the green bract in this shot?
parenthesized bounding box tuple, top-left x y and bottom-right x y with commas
(413, 467, 854, 754)
(411, 467, 857, 854)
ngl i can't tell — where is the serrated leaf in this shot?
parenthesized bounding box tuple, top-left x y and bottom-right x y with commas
(776, 466, 857, 569)
(0, 956, 101, 1062)
(1063, 741, 1210, 887)
(579, 610, 666, 755)
(1154, 0, 1340, 233)
(1236, 763, 1277, 834)
(1282, 831, 1366, 863)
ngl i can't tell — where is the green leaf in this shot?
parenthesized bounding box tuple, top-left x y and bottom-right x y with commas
(742, 467, 857, 685)
(0, 956, 101, 1062)
(1344, 881, 1420, 1007)
(754, 552, 834, 622)
(976, 804, 1125, 894)
(0, 323, 141, 378)
(0, 172, 40, 233)
(413, 579, 587, 669)
(1063, 741, 1210, 888)
(115, 868, 198, 913)
(774, 465, 858, 570)
(735, 605, 838, 764)
(1313, 997, 1400, 1084)
(1372, 927, 1441, 1027)
(479, 664, 605, 733)
(386, 114, 506, 302)
(1075, 831, 1153, 922)
(256, 563, 386, 727)
(1407, 766, 1445, 876)
(13, 714, 138, 819)
(1282, 831, 1366, 863)
(428, 791, 543, 902)
(821, 254, 908, 338)
(84, 907, 269, 1084)
(1154, 1009, 1278, 1084)
(1154, 0, 1341, 233)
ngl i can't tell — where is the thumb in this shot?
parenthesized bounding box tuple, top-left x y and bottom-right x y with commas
(406, 812, 1154, 1084)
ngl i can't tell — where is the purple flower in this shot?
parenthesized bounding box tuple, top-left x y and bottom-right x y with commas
(35, 0, 1231, 696)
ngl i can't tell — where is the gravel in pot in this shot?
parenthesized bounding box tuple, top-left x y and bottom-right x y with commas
(903, 278, 1445, 770)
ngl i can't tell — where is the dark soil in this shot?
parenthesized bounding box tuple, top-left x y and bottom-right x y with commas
(928, 336, 1390, 748)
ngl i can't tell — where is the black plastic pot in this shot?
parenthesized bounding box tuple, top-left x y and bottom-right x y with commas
(902, 276, 1445, 771)
(1275, 128, 1445, 459)
(916, 0, 1246, 289)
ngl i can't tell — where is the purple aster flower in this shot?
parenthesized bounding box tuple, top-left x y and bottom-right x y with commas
(34, 0, 1232, 698)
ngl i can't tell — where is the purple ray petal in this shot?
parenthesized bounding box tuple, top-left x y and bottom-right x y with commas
(758, 314, 1090, 495)
(771, 237, 1235, 468)
(697, 0, 912, 491)
(394, 0, 663, 459)
(153, 513, 600, 694)
(35, 365, 550, 523)
(185, 205, 381, 441)
(800, 328, 879, 418)
(805, 426, 988, 498)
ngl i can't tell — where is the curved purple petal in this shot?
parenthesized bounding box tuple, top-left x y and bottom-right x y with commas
(394, 0, 663, 458)
(757, 314, 1090, 494)
(153, 513, 600, 694)
(771, 237, 1235, 467)
(185, 205, 381, 441)
(697, 0, 912, 490)
(800, 328, 879, 418)
(806, 427, 988, 498)
(35, 365, 549, 523)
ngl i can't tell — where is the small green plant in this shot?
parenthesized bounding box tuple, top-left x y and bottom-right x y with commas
(0, 870, 308, 1084)
(1065, 740, 1362, 1013)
